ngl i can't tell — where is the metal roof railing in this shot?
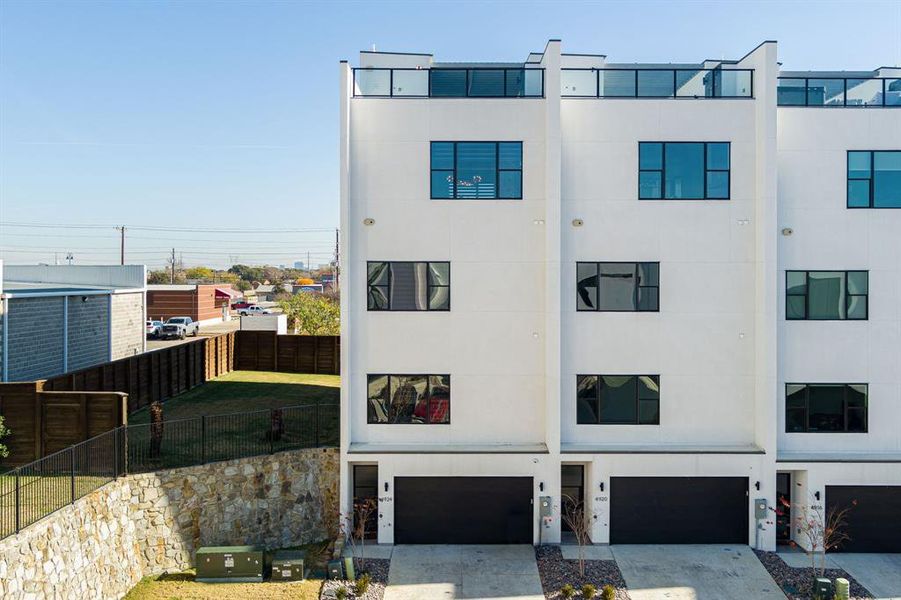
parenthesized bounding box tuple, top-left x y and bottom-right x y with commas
(352, 67, 545, 98)
(561, 68, 754, 99)
(777, 77, 901, 107)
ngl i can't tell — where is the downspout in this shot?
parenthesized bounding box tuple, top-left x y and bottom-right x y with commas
(62, 295, 69, 373)
(2, 297, 8, 382)
(108, 293, 114, 361)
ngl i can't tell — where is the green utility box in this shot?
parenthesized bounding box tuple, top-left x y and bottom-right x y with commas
(195, 545, 265, 583)
(270, 550, 305, 582)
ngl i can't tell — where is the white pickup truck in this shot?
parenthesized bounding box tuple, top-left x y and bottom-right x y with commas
(160, 316, 199, 339)
(239, 305, 272, 316)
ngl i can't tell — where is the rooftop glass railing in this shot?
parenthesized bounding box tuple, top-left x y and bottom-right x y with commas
(777, 77, 901, 107)
(561, 68, 754, 98)
(353, 67, 544, 98)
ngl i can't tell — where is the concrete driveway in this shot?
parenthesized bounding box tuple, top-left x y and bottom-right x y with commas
(612, 545, 784, 600)
(830, 554, 901, 600)
(383, 545, 544, 600)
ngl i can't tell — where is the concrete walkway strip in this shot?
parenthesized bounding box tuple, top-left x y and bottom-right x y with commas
(383, 545, 544, 600)
(830, 554, 901, 600)
(612, 544, 785, 600)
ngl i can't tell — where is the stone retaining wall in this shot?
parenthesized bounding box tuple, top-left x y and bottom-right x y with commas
(0, 448, 338, 599)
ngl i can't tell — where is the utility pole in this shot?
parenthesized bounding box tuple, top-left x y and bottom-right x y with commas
(116, 226, 126, 265)
(168, 248, 176, 284)
(307, 251, 310, 273)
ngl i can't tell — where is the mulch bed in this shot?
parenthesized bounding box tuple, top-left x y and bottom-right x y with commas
(754, 551, 873, 600)
(320, 558, 390, 600)
(536, 546, 631, 600)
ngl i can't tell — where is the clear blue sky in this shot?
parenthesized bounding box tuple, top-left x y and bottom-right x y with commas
(1, 0, 899, 270)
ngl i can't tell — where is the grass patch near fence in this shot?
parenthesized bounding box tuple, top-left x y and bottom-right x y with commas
(124, 540, 331, 600)
(129, 371, 340, 424)
(0, 475, 112, 539)
(125, 370, 340, 472)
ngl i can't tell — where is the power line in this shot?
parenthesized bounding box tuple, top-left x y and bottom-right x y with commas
(0, 221, 334, 233)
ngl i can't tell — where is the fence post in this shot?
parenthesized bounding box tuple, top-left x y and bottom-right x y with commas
(201, 415, 207, 464)
(269, 409, 274, 455)
(315, 400, 320, 447)
(14, 468, 20, 534)
(70, 447, 76, 504)
(123, 425, 129, 476)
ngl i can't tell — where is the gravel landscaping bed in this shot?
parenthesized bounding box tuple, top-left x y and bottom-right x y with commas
(754, 551, 872, 600)
(320, 558, 389, 600)
(536, 546, 631, 600)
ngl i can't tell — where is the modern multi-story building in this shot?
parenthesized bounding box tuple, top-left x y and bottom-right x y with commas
(339, 41, 900, 552)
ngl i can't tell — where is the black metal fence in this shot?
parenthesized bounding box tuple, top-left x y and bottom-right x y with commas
(0, 402, 338, 540)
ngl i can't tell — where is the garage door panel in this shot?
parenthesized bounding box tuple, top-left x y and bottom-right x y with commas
(826, 486, 901, 553)
(611, 476, 748, 544)
(395, 477, 532, 544)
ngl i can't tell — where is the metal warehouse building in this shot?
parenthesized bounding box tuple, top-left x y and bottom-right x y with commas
(0, 262, 146, 382)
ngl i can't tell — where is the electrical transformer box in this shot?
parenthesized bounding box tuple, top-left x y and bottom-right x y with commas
(271, 550, 305, 582)
(195, 545, 265, 583)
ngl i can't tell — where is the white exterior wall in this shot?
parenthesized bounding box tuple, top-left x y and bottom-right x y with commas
(777, 109, 901, 457)
(345, 73, 554, 450)
(340, 39, 899, 552)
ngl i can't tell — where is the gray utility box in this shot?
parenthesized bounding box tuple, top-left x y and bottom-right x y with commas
(195, 545, 265, 583)
(271, 550, 305, 582)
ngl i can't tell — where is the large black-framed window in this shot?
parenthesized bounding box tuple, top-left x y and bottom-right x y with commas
(577, 375, 660, 425)
(639, 142, 730, 200)
(576, 262, 659, 312)
(847, 150, 901, 208)
(431, 141, 522, 199)
(785, 271, 867, 320)
(785, 384, 867, 433)
(367, 261, 450, 311)
(367, 374, 450, 424)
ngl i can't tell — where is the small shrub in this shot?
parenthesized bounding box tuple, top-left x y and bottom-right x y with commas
(561, 583, 576, 599)
(601, 584, 616, 600)
(582, 583, 597, 598)
(336, 586, 348, 600)
(355, 572, 371, 595)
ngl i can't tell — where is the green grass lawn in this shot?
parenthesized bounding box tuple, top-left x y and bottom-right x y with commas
(0, 474, 111, 539)
(125, 371, 340, 473)
(124, 540, 331, 600)
(129, 371, 340, 424)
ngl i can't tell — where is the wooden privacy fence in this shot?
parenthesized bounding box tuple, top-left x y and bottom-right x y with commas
(0, 383, 127, 466)
(41, 332, 236, 413)
(0, 331, 338, 466)
(235, 331, 340, 375)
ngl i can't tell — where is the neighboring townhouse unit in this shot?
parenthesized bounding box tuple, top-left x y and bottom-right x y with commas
(0, 262, 147, 382)
(339, 41, 901, 552)
(775, 67, 901, 553)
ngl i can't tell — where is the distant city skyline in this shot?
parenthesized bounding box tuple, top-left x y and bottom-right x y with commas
(1, 0, 899, 268)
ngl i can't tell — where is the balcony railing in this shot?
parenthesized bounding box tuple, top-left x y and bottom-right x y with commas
(353, 67, 545, 98)
(562, 68, 754, 98)
(777, 77, 901, 107)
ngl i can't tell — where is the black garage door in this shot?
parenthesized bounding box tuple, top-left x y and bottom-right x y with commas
(611, 477, 748, 544)
(394, 477, 532, 544)
(827, 485, 901, 553)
